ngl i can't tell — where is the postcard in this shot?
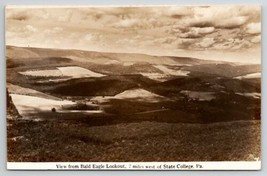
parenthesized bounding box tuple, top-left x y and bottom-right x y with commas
(6, 5, 261, 170)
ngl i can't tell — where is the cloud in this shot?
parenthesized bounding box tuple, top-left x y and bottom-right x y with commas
(53, 27, 63, 32)
(158, 6, 193, 18)
(150, 36, 196, 50)
(211, 38, 253, 50)
(57, 9, 73, 22)
(196, 38, 215, 48)
(179, 31, 201, 38)
(113, 18, 139, 28)
(44, 27, 63, 35)
(25, 25, 37, 32)
(6, 5, 261, 53)
(174, 38, 196, 49)
(192, 27, 215, 34)
(239, 5, 261, 23)
(175, 26, 215, 38)
(187, 6, 256, 29)
(84, 33, 102, 41)
(232, 40, 252, 50)
(6, 9, 30, 21)
(246, 23, 261, 34)
(216, 16, 248, 29)
(250, 35, 261, 43)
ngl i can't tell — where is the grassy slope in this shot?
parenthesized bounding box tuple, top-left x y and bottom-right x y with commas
(7, 119, 260, 162)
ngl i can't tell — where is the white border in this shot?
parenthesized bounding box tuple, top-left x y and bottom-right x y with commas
(7, 161, 261, 170)
(5, 4, 260, 8)
(5, 4, 262, 172)
(1, 0, 266, 175)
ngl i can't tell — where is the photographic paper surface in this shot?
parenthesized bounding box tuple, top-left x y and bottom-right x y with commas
(6, 5, 261, 170)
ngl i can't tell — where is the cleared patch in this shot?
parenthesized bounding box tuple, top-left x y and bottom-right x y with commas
(234, 72, 261, 79)
(36, 78, 71, 84)
(10, 94, 76, 117)
(123, 62, 134, 66)
(57, 66, 105, 78)
(153, 65, 190, 76)
(180, 90, 216, 101)
(236, 92, 261, 99)
(104, 60, 120, 65)
(140, 65, 190, 81)
(140, 73, 168, 82)
(7, 83, 61, 100)
(114, 88, 168, 102)
(19, 69, 62, 77)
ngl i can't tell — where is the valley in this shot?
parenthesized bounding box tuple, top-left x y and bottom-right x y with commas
(7, 46, 261, 162)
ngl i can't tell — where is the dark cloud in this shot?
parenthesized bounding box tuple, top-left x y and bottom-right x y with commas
(6, 10, 30, 21)
(188, 21, 214, 28)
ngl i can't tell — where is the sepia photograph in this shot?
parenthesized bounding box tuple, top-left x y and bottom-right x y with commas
(6, 5, 261, 170)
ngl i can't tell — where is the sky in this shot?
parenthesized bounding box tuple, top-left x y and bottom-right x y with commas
(5, 5, 261, 64)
